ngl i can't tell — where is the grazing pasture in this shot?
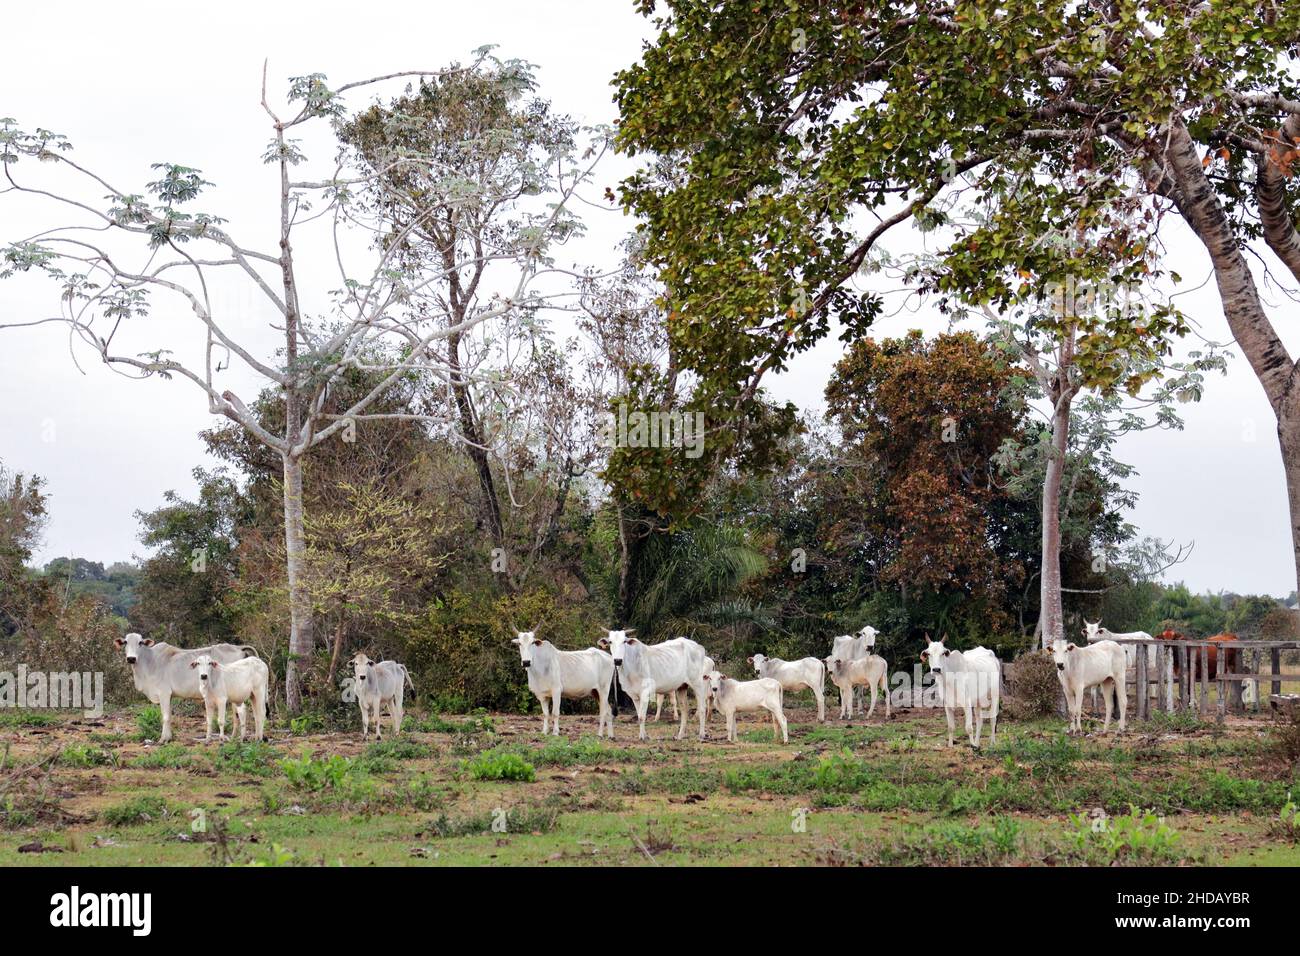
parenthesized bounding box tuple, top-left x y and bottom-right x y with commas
(2, 702, 1298, 867)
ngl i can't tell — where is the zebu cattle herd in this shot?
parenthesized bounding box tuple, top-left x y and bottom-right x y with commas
(110, 619, 1157, 748)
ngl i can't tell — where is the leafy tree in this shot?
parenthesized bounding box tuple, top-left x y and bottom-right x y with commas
(825, 331, 1024, 612)
(340, 61, 584, 553)
(0, 462, 48, 639)
(615, 0, 1300, 627)
(132, 468, 248, 644)
(0, 54, 603, 710)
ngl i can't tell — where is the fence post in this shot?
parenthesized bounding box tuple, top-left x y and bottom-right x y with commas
(1134, 643, 1144, 719)
(1273, 647, 1283, 700)
(1198, 645, 1209, 714)
(1154, 643, 1165, 713)
(1216, 642, 1227, 723)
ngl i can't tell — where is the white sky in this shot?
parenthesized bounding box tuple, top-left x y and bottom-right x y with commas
(0, 1, 1294, 598)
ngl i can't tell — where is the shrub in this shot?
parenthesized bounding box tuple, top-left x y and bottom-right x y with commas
(463, 749, 535, 782)
(1269, 705, 1300, 770)
(1009, 651, 1060, 717)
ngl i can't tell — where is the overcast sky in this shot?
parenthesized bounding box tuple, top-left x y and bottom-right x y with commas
(0, 1, 1294, 598)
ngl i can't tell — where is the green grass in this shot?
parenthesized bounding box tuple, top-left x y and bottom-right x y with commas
(129, 743, 196, 769)
(3, 706, 1298, 866)
(101, 796, 172, 827)
(0, 710, 61, 728)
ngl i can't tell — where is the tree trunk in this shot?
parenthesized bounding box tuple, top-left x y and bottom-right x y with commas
(1281, 414, 1300, 594)
(446, 331, 505, 547)
(1039, 393, 1072, 650)
(326, 618, 346, 687)
(1162, 122, 1300, 592)
(282, 453, 313, 713)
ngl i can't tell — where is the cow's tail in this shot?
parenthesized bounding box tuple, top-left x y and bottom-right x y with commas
(401, 665, 415, 693)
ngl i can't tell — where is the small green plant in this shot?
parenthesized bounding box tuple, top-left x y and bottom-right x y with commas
(134, 706, 163, 741)
(463, 748, 535, 782)
(426, 805, 558, 837)
(101, 795, 171, 827)
(1140, 709, 1201, 733)
(811, 750, 877, 792)
(1066, 805, 1183, 864)
(1271, 793, 1300, 843)
(59, 744, 114, 768)
(279, 750, 359, 791)
(129, 743, 194, 769)
(243, 842, 298, 867)
(214, 741, 277, 777)
(358, 738, 433, 772)
(289, 714, 326, 736)
(404, 774, 445, 812)
(409, 711, 496, 735)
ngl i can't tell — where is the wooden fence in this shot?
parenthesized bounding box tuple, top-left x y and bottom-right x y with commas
(1105, 637, 1300, 721)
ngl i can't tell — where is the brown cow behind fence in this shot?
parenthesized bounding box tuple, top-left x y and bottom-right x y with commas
(1162, 629, 1240, 680)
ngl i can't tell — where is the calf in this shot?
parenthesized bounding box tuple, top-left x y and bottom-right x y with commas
(920, 636, 1000, 747)
(115, 633, 259, 742)
(830, 625, 879, 710)
(190, 654, 269, 741)
(1051, 638, 1127, 735)
(705, 671, 788, 743)
(598, 631, 709, 740)
(350, 653, 414, 740)
(749, 654, 826, 721)
(825, 653, 890, 720)
(511, 630, 615, 738)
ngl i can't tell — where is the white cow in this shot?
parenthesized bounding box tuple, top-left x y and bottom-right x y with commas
(350, 653, 414, 740)
(653, 655, 715, 722)
(826, 653, 890, 720)
(115, 633, 259, 743)
(190, 654, 269, 742)
(830, 626, 879, 709)
(705, 671, 788, 743)
(920, 636, 1000, 748)
(749, 654, 826, 722)
(1083, 620, 1143, 669)
(598, 631, 709, 740)
(1051, 638, 1127, 735)
(511, 630, 615, 738)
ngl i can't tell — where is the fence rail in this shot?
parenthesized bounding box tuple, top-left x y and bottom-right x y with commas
(1097, 637, 1300, 720)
